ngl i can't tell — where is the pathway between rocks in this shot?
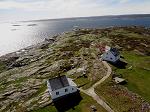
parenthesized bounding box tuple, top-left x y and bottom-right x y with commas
(79, 61, 114, 112)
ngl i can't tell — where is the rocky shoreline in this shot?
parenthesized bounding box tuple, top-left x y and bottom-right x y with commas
(0, 26, 150, 112)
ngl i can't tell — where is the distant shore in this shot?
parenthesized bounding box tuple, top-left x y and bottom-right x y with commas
(0, 25, 149, 59)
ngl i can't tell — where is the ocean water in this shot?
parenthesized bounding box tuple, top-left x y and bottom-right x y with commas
(0, 16, 150, 56)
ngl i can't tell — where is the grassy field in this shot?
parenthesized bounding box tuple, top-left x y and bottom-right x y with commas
(95, 51, 150, 112)
(32, 92, 107, 112)
(95, 80, 143, 112)
(115, 51, 150, 102)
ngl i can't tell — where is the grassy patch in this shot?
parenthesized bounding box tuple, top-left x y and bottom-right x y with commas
(95, 81, 142, 112)
(110, 28, 144, 39)
(74, 77, 90, 88)
(115, 51, 150, 102)
(95, 51, 150, 111)
(0, 61, 7, 73)
(32, 92, 107, 112)
(30, 83, 47, 98)
(32, 105, 57, 112)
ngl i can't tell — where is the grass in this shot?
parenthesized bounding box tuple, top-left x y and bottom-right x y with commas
(29, 83, 47, 98)
(95, 81, 142, 112)
(73, 77, 98, 89)
(115, 51, 150, 102)
(0, 61, 6, 73)
(109, 28, 145, 39)
(32, 92, 107, 112)
(74, 77, 89, 87)
(95, 51, 150, 112)
(0, 77, 28, 91)
(32, 105, 57, 112)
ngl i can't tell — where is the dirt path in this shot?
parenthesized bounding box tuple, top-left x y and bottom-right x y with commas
(79, 61, 114, 112)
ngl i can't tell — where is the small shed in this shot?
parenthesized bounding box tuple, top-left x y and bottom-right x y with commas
(47, 75, 78, 101)
(113, 77, 126, 84)
(90, 105, 97, 112)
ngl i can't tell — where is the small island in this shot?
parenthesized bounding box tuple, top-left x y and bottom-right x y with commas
(0, 26, 150, 112)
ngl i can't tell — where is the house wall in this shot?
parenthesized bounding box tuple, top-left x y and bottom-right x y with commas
(49, 86, 77, 100)
(101, 51, 120, 62)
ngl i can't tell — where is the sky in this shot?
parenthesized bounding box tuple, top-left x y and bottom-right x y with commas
(0, 0, 150, 22)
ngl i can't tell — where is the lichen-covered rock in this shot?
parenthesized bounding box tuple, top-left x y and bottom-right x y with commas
(0, 27, 149, 111)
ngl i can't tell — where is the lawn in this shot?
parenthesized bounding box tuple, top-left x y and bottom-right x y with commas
(95, 80, 143, 112)
(32, 92, 107, 112)
(115, 51, 150, 102)
(95, 51, 150, 112)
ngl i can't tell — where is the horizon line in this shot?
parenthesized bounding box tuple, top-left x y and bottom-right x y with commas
(20, 13, 150, 22)
(1, 13, 150, 23)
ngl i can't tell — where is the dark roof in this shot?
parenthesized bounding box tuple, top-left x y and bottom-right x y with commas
(110, 48, 120, 57)
(48, 75, 69, 91)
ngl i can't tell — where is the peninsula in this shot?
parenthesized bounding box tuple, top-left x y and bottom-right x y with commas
(0, 26, 150, 112)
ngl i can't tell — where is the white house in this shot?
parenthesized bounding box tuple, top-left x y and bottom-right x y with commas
(101, 46, 120, 63)
(47, 75, 78, 101)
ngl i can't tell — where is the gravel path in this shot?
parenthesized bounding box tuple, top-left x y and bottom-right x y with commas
(79, 61, 114, 112)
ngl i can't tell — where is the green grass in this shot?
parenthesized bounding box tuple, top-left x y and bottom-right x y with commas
(95, 51, 150, 111)
(110, 29, 144, 39)
(0, 77, 28, 91)
(29, 83, 47, 98)
(115, 51, 150, 102)
(32, 92, 107, 112)
(95, 81, 142, 112)
(32, 105, 57, 112)
(74, 77, 89, 87)
(0, 61, 6, 73)
(73, 77, 97, 89)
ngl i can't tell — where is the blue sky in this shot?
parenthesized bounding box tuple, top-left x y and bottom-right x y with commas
(0, 0, 150, 22)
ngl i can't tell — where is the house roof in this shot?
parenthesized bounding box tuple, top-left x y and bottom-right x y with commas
(48, 75, 69, 91)
(110, 48, 120, 57)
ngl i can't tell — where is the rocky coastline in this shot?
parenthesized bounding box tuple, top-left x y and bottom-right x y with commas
(0, 26, 150, 112)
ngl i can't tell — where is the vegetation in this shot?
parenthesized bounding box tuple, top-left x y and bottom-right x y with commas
(95, 80, 143, 112)
(32, 93, 107, 112)
(45, 33, 107, 89)
(115, 51, 150, 102)
(95, 27, 150, 112)
(95, 51, 150, 111)
(0, 26, 150, 112)
(0, 61, 6, 73)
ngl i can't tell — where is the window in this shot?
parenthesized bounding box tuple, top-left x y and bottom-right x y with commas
(110, 58, 113, 60)
(65, 89, 68, 92)
(72, 88, 74, 90)
(56, 92, 59, 95)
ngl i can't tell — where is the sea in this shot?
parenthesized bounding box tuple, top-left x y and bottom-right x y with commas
(0, 15, 150, 56)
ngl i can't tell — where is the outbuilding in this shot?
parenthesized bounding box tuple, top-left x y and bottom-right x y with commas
(113, 77, 126, 84)
(47, 75, 78, 101)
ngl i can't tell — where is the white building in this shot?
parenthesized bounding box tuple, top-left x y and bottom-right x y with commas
(113, 77, 126, 84)
(47, 75, 78, 101)
(101, 46, 120, 63)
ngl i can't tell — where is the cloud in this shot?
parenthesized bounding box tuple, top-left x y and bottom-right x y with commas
(118, 0, 129, 3)
(0, 0, 129, 11)
(0, 1, 49, 11)
(0, 0, 150, 21)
